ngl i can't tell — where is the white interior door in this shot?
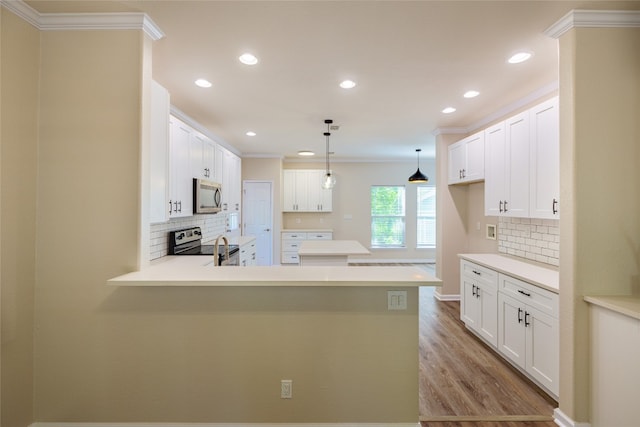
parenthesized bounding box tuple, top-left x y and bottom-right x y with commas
(242, 181, 273, 266)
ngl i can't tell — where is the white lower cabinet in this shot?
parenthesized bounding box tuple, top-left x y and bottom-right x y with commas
(460, 258, 559, 398)
(281, 231, 332, 264)
(240, 238, 257, 266)
(460, 260, 498, 347)
(497, 273, 559, 397)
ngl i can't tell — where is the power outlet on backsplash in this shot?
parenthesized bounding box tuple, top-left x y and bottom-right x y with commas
(497, 217, 559, 266)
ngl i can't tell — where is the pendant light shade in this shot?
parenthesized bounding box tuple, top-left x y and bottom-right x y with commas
(408, 148, 428, 183)
(321, 119, 336, 189)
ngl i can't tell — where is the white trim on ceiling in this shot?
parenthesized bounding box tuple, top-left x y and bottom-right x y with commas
(545, 9, 640, 39)
(0, 0, 164, 40)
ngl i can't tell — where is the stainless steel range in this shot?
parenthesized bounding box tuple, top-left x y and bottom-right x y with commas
(168, 226, 239, 266)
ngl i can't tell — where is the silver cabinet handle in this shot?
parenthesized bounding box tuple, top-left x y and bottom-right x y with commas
(503, 200, 508, 212)
(499, 201, 503, 213)
(552, 198, 558, 215)
(169, 200, 173, 215)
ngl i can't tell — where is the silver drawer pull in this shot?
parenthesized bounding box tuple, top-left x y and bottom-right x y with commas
(472, 270, 481, 275)
(517, 289, 532, 297)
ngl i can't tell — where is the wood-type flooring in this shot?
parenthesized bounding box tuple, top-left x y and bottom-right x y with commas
(418, 279, 557, 427)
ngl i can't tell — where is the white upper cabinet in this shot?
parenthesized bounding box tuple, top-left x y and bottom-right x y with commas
(283, 170, 332, 212)
(221, 148, 241, 213)
(484, 121, 507, 216)
(529, 97, 560, 219)
(190, 131, 216, 181)
(484, 97, 559, 218)
(168, 116, 193, 218)
(503, 111, 531, 218)
(149, 81, 170, 223)
(448, 131, 485, 185)
(486, 112, 530, 217)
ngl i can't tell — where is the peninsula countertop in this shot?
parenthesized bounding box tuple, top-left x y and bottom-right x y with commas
(108, 256, 440, 287)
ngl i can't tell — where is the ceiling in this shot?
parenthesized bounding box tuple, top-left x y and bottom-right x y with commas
(25, 1, 640, 161)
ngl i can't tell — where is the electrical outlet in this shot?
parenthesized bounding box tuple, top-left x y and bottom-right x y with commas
(388, 290, 408, 310)
(281, 379, 292, 399)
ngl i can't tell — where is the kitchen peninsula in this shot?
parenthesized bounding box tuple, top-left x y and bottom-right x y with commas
(107, 262, 440, 422)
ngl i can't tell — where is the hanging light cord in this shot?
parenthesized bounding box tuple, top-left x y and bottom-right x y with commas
(324, 119, 332, 176)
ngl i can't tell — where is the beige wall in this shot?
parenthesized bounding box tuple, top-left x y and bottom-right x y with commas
(558, 26, 640, 423)
(0, 9, 39, 427)
(283, 160, 437, 262)
(33, 29, 144, 420)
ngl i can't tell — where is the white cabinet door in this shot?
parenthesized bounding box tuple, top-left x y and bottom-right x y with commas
(464, 132, 485, 182)
(448, 140, 466, 184)
(169, 116, 193, 218)
(477, 282, 498, 346)
(448, 132, 484, 185)
(190, 132, 213, 180)
(484, 122, 506, 216)
(498, 292, 527, 370)
(505, 111, 530, 217)
(283, 170, 298, 212)
(221, 148, 241, 213)
(526, 305, 559, 396)
(529, 97, 560, 219)
(213, 144, 224, 183)
(460, 260, 498, 347)
(461, 278, 480, 328)
(149, 80, 170, 223)
(308, 170, 332, 212)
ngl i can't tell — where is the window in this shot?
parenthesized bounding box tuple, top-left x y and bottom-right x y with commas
(417, 185, 436, 248)
(371, 186, 405, 248)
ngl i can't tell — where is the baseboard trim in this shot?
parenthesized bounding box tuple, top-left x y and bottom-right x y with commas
(433, 289, 460, 301)
(31, 423, 421, 427)
(419, 415, 552, 422)
(553, 408, 592, 427)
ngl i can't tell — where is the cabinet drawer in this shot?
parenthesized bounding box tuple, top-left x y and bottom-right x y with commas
(283, 241, 303, 251)
(281, 252, 300, 264)
(499, 273, 558, 318)
(461, 260, 498, 288)
(282, 232, 307, 240)
(306, 232, 332, 240)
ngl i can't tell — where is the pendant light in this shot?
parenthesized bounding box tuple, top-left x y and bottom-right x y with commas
(408, 148, 428, 183)
(321, 119, 336, 189)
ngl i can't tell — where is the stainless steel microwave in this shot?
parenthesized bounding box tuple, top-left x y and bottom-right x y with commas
(193, 178, 222, 214)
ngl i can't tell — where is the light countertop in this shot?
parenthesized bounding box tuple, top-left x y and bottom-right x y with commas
(108, 256, 440, 287)
(282, 229, 333, 233)
(584, 295, 640, 321)
(458, 253, 559, 293)
(298, 240, 371, 256)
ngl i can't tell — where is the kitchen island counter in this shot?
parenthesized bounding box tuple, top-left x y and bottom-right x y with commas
(298, 239, 371, 266)
(108, 255, 440, 287)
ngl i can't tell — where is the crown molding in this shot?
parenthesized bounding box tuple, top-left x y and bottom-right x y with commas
(431, 127, 468, 137)
(0, 0, 164, 40)
(545, 9, 640, 39)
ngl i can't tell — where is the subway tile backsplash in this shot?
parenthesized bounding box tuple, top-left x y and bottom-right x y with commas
(498, 217, 559, 266)
(150, 214, 228, 260)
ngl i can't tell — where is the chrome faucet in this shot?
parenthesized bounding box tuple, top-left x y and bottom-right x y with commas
(213, 235, 229, 266)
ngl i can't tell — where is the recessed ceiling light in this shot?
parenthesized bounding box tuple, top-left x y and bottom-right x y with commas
(508, 51, 533, 64)
(463, 90, 480, 98)
(442, 107, 457, 114)
(239, 53, 258, 65)
(246, 131, 257, 137)
(298, 150, 315, 156)
(340, 80, 357, 89)
(195, 79, 212, 88)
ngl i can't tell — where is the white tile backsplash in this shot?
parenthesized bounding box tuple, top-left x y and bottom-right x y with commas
(498, 217, 559, 266)
(150, 214, 228, 260)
